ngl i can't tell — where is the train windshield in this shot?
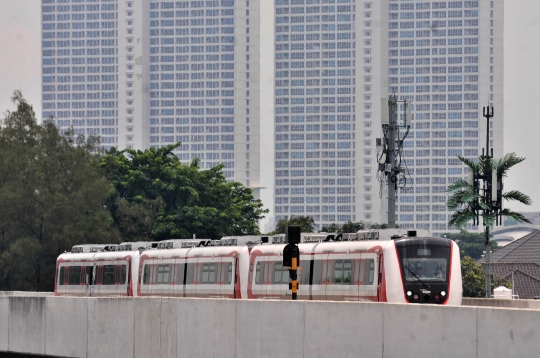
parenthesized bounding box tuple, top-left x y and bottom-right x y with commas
(399, 245, 450, 282)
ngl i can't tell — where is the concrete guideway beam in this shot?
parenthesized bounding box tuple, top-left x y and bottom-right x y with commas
(0, 295, 539, 357)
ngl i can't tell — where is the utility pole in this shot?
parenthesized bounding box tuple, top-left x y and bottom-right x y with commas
(379, 95, 411, 228)
(483, 106, 494, 298)
(387, 96, 398, 228)
(469, 106, 501, 298)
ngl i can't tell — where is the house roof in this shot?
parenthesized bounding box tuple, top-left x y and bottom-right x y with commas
(478, 230, 540, 265)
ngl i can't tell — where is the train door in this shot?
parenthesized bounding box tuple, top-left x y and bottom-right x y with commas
(298, 254, 311, 300)
(171, 259, 185, 297)
(232, 256, 238, 299)
(185, 256, 203, 297)
(217, 256, 235, 298)
(267, 258, 288, 300)
(140, 258, 155, 296)
(311, 252, 331, 300)
(56, 265, 68, 295)
(354, 256, 365, 299)
(377, 252, 385, 302)
(363, 255, 378, 300)
(250, 255, 267, 298)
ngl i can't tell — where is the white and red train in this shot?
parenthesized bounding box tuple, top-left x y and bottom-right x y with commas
(55, 231, 462, 305)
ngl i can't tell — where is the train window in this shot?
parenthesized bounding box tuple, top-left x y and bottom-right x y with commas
(398, 244, 449, 282)
(226, 262, 233, 284)
(103, 265, 115, 285)
(157, 264, 171, 284)
(186, 263, 194, 284)
(202, 263, 216, 284)
(143, 265, 150, 284)
(59, 267, 66, 285)
(333, 260, 352, 285)
(69, 266, 81, 285)
(273, 262, 289, 284)
(208, 263, 216, 283)
(255, 262, 263, 285)
(366, 259, 375, 285)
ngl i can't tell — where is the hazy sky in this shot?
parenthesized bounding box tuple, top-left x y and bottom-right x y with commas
(2, 1, 540, 225)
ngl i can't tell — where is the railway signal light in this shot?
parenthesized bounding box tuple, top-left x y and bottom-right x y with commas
(283, 226, 300, 300)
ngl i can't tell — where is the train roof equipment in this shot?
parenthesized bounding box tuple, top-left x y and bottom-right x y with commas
(70, 244, 118, 253)
(118, 241, 158, 251)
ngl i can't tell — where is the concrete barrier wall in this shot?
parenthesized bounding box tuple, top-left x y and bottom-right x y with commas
(463, 297, 540, 309)
(0, 291, 54, 297)
(1, 296, 540, 357)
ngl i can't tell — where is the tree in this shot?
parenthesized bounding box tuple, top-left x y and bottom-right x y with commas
(443, 230, 499, 260)
(319, 221, 365, 234)
(319, 223, 341, 233)
(272, 216, 315, 234)
(0, 91, 121, 291)
(100, 144, 268, 241)
(341, 221, 365, 233)
(447, 153, 532, 228)
(461, 256, 511, 297)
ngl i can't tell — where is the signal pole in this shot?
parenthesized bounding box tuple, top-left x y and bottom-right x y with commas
(283, 226, 300, 300)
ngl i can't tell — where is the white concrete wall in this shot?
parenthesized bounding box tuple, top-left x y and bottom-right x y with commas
(1, 296, 540, 357)
(463, 297, 540, 309)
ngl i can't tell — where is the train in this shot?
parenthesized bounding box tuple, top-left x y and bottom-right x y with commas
(55, 230, 462, 305)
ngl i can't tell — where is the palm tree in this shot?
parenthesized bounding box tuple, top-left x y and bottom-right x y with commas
(446, 152, 532, 229)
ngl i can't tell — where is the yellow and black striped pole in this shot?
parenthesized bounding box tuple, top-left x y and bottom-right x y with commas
(291, 257, 298, 300)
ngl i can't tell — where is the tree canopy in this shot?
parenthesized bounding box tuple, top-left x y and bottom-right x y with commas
(100, 144, 268, 240)
(447, 153, 532, 229)
(461, 256, 511, 297)
(442, 230, 499, 260)
(0, 92, 270, 291)
(271, 216, 315, 234)
(0, 92, 120, 291)
(319, 221, 366, 234)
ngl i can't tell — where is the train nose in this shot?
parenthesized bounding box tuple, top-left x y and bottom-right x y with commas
(423, 293, 430, 301)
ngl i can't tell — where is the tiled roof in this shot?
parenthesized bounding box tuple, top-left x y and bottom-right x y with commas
(490, 263, 540, 299)
(477, 230, 540, 264)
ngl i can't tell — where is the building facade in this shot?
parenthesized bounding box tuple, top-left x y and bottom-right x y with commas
(273, 0, 503, 234)
(41, 0, 261, 191)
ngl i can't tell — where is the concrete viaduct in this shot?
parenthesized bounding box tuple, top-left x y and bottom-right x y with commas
(0, 292, 539, 357)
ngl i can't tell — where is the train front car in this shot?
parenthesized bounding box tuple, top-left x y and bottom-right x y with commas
(392, 237, 462, 305)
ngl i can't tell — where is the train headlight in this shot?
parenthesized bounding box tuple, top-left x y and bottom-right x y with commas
(407, 291, 412, 297)
(441, 291, 446, 297)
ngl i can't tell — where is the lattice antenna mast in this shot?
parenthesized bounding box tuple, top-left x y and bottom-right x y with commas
(377, 94, 411, 228)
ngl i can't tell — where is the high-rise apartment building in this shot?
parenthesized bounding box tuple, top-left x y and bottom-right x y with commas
(41, 0, 261, 192)
(273, 0, 503, 235)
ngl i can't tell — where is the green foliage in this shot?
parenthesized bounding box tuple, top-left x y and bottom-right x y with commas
(369, 223, 389, 229)
(461, 256, 512, 297)
(0, 91, 121, 291)
(319, 221, 366, 234)
(447, 154, 532, 229)
(100, 144, 268, 240)
(271, 216, 315, 234)
(443, 230, 499, 260)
